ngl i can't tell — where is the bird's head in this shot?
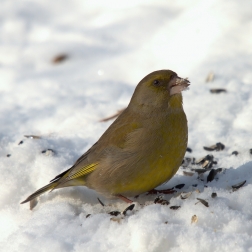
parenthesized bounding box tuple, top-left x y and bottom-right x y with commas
(130, 70, 190, 110)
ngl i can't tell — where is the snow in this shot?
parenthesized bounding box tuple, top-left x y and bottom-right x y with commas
(1, 0, 252, 251)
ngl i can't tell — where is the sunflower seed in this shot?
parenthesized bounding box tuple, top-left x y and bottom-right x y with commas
(97, 197, 105, 206)
(211, 192, 217, 198)
(231, 151, 239, 156)
(186, 147, 192, 153)
(210, 89, 227, 93)
(170, 206, 181, 210)
(109, 211, 121, 216)
(206, 72, 214, 82)
(183, 171, 194, 176)
(180, 192, 192, 200)
(52, 54, 68, 64)
(203, 142, 225, 151)
(232, 180, 246, 191)
(122, 204, 135, 215)
(41, 149, 55, 156)
(191, 214, 198, 224)
(196, 198, 209, 207)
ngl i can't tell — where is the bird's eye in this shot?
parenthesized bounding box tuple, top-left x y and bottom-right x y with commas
(153, 80, 160, 86)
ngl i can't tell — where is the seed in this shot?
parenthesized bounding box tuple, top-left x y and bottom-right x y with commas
(191, 215, 198, 224)
(232, 180, 246, 191)
(211, 192, 217, 198)
(196, 198, 209, 207)
(170, 206, 181, 210)
(210, 89, 227, 93)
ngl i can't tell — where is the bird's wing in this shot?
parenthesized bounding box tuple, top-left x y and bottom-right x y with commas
(52, 108, 143, 187)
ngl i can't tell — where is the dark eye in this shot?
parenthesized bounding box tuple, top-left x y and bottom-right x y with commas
(153, 79, 160, 86)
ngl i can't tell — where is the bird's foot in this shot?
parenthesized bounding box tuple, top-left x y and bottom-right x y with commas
(117, 194, 133, 203)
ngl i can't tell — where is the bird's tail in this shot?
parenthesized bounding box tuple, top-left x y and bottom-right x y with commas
(20, 181, 58, 204)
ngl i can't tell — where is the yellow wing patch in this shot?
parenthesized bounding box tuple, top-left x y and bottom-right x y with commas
(68, 163, 98, 180)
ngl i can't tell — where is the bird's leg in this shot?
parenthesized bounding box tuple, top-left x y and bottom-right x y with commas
(147, 188, 176, 195)
(117, 194, 133, 203)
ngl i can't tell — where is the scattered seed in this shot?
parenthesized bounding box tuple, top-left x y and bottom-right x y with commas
(192, 168, 211, 174)
(232, 180, 246, 191)
(183, 171, 194, 176)
(210, 89, 227, 94)
(231, 151, 239, 156)
(110, 217, 122, 222)
(191, 214, 198, 224)
(186, 147, 192, 153)
(196, 198, 209, 207)
(41, 149, 55, 156)
(211, 192, 217, 198)
(97, 197, 105, 206)
(122, 204, 135, 216)
(207, 169, 219, 182)
(196, 154, 217, 169)
(86, 214, 91, 218)
(170, 206, 181, 210)
(206, 72, 214, 82)
(109, 211, 121, 216)
(203, 142, 225, 151)
(6, 154, 11, 157)
(52, 54, 68, 64)
(175, 184, 185, 189)
(18, 140, 24, 145)
(154, 196, 169, 205)
(24, 135, 41, 139)
(180, 192, 192, 200)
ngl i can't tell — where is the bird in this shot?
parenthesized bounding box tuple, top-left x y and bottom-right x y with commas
(21, 69, 190, 207)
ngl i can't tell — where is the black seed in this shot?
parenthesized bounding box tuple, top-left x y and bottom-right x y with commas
(18, 140, 24, 145)
(210, 88, 227, 93)
(170, 206, 181, 210)
(196, 198, 209, 207)
(86, 214, 91, 218)
(109, 211, 121, 216)
(41, 149, 55, 155)
(249, 149, 252, 154)
(192, 184, 198, 187)
(6, 154, 11, 157)
(203, 142, 225, 151)
(231, 151, 239, 156)
(123, 204, 135, 215)
(97, 197, 105, 206)
(154, 196, 169, 205)
(232, 180, 246, 191)
(186, 147, 192, 153)
(192, 168, 211, 174)
(175, 184, 185, 189)
(211, 192, 217, 198)
(207, 169, 218, 182)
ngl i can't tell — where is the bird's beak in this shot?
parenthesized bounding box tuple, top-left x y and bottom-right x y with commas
(169, 76, 190, 96)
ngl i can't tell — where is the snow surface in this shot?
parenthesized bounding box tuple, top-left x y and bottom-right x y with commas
(1, 0, 252, 251)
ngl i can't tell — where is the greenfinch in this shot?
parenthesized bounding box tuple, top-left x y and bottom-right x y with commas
(21, 70, 189, 206)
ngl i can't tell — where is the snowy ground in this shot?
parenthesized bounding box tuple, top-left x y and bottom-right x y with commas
(1, 0, 252, 251)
